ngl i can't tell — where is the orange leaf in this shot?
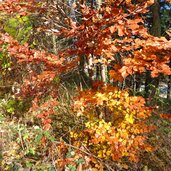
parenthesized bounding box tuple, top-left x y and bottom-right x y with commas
(119, 66, 129, 78)
(160, 114, 171, 121)
(109, 26, 116, 33)
(118, 26, 125, 36)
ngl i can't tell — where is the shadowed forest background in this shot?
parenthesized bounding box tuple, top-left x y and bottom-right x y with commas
(0, 0, 171, 170)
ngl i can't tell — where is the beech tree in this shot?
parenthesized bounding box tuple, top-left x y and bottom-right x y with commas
(0, 0, 171, 170)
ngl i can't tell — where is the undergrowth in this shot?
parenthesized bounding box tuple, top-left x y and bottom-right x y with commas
(0, 83, 171, 171)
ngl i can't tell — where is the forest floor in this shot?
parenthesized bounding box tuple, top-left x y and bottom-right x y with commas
(0, 86, 171, 171)
(143, 116, 171, 171)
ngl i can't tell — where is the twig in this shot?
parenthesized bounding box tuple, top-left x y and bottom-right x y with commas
(17, 119, 25, 150)
(53, 140, 115, 171)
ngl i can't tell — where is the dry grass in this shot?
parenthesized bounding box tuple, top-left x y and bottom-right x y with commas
(142, 115, 171, 171)
(1, 84, 171, 170)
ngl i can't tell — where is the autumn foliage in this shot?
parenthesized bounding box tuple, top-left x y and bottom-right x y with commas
(0, 0, 171, 170)
(73, 85, 155, 162)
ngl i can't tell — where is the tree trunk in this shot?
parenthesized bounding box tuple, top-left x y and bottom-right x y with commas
(167, 60, 171, 99)
(167, 75, 171, 99)
(145, 71, 152, 98)
(145, 0, 161, 98)
(96, 0, 102, 9)
(151, 0, 161, 37)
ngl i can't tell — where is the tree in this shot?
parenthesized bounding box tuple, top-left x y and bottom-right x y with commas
(0, 0, 171, 170)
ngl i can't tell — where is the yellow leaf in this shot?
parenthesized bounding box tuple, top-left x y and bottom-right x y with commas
(98, 150, 103, 158)
(122, 164, 129, 169)
(125, 114, 134, 124)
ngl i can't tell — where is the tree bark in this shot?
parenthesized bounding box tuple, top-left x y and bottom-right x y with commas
(167, 60, 171, 99)
(145, 0, 161, 98)
(151, 0, 161, 37)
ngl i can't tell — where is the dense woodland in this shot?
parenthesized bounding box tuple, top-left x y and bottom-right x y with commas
(0, 0, 171, 170)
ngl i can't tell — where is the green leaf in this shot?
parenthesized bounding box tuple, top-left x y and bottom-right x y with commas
(28, 148, 35, 155)
(23, 132, 29, 140)
(48, 166, 56, 171)
(0, 114, 5, 122)
(4, 15, 32, 44)
(67, 165, 76, 171)
(13, 164, 20, 171)
(43, 130, 55, 142)
(26, 161, 33, 168)
(75, 158, 84, 165)
(35, 134, 43, 144)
